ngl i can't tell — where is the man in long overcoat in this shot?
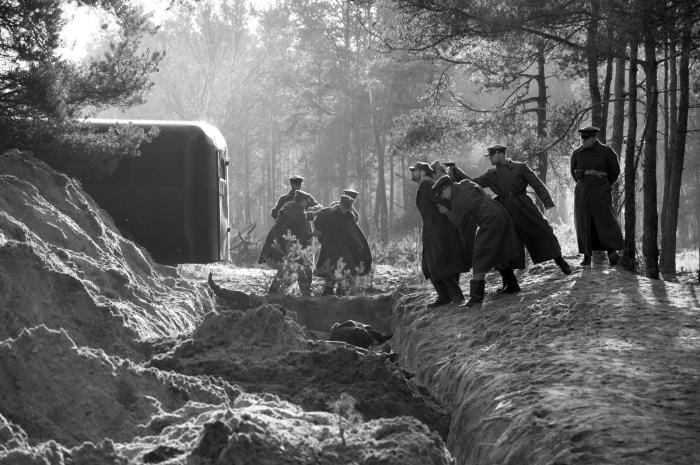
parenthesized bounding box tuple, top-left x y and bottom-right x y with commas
(430, 160, 477, 274)
(258, 190, 317, 295)
(313, 195, 372, 296)
(433, 175, 523, 307)
(473, 144, 571, 276)
(410, 161, 468, 307)
(570, 126, 624, 266)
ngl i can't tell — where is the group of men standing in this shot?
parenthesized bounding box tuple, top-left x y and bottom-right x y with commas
(257, 125, 624, 305)
(258, 175, 372, 296)
(414, 125, 624, 307)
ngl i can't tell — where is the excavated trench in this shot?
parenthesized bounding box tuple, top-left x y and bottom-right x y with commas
(148, 290, 452, 441)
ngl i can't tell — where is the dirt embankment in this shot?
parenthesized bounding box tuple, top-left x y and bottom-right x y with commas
(392, 264, 700, 465)
(0, 150, 453, 464)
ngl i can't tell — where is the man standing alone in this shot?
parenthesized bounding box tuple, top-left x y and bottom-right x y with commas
(570, 127, 624, 266)
(473, 144, 571, 275)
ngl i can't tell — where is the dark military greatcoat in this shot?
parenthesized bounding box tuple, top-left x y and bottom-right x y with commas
(313, 206, 372, 278)
(415, 179, 470, 279)
(473, 159, 562, 263)
(570, 141, 624, 254)
(258, 201, 314, 264)
(445, 180, 524, 274)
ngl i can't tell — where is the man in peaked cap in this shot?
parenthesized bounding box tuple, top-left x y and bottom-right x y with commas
(433, 175, 523, 307)
(443, 161, 470, 182)
(570, 126, 623, 266)
(331, 188, 360, 222)
(429, 160, 478, 274)
(270, 175, 318, 220)
(410, 161, 469, 307)
(258, 189, 318, 295)
(472, 144, 571, 279)
(313, 194, 372, 296)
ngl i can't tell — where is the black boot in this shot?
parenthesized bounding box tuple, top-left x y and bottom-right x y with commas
(498, 267, 521, 293)
(462, 279, 485, 307)
(427, 278, 451, 308)
(608, 250, 620, 266)
(445, 274, 465, 304)
(580, 254, 591, 266)
(554, 256, 572, 275)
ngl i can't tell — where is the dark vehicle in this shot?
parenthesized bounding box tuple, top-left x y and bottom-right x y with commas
(83, 119, 230, 265)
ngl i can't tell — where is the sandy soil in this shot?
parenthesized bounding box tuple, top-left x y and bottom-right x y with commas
(0, 150, 452, 464)
(392, 262, 700, 465)
(2, 149, 698, 465)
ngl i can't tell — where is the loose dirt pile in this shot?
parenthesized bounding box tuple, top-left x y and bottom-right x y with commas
(393, 263, 700, 465)
(0, 150, 453, 464)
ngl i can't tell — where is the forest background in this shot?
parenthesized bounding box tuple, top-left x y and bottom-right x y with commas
(1, 0, 698, 280)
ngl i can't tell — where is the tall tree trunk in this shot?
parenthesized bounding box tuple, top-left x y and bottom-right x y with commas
(243, 127, 251, 225)
(621, 42, 638, 271)
(586, 0, 603, 130)
(661, 36, 677, 232)
(659, 11, 691, 276)
(642, 36, 659, 279)
(369, 82, 389, 243)
(610, 56, 626, 213)
(535, 44, 548, 179)
(389, 145, 394, 230)
(534, 44, 548, 210)
(600, 54, 614, 142)
(373, 128, 389, 244)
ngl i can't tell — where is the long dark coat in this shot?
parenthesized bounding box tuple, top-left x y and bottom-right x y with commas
(445, 180, 524, 274)
(570, 141, 624, 254)
(257, 201, 313, 264)
(313, 206, 372, 278)
(416, 179, 470, 280)
(445, 167, 478, 269)
(473, 159, 562, 263)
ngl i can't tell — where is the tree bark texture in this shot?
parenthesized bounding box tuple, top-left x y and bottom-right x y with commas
(610, 56, 626, 214)
(660, 10, 691, 276)
(642, 37, 659, 279)
(621, 42, 638, 271)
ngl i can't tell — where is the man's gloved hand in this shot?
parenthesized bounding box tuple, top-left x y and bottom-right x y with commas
(305, 211, 315, 220)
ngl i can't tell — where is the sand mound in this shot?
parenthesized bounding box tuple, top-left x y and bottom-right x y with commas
(0, 150, 454, 463)
(393, 263, 700, 465)
(0, 150, 212, 358)
(0, 325, 238, 446)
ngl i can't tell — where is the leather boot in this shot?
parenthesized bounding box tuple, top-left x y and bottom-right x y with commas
(498, 267, 521, 293)
(462, 279, 485, 307)
(554, 256, 572, 275)
(427, 278, 451, 308)
(580, 254, 592, 266)
(445, 274, 465, 304)
(608, 250, 620, 266)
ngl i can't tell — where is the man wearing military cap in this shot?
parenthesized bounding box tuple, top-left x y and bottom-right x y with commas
(443, 161, 470, 182)
(570, 126, 623, 266)
(258, 189, 318, 295)
(472, 144, 571, 278)
(410, 161, 469, 307)
(313, 194, 372, 296)
(329, 188, 360, 221)
(433, 175, 523, 307)
(270, 175, 319, 220)
(429, 160, 477, 272)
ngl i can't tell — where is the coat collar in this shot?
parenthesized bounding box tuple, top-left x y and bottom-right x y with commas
(574, 140, 604, 154)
